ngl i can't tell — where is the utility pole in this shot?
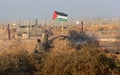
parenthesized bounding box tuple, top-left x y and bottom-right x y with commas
(8, 24, 10, 40)
(45, 20, 47, 30)
(2, 24, 5, 40)
(18, 20, 21, 32)
(81, 21, 84, 33)
(27, 20, 30, 39)
(61, 21, 64, 36)
(35, 19, 38, 26)
(2, 19, 5, 41)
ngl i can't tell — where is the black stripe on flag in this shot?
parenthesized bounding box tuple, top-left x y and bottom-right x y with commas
(55, 11, 68, 17)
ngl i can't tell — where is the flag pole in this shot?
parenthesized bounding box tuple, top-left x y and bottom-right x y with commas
(51, 20, 53, 28)
(61, 21, 64, 36)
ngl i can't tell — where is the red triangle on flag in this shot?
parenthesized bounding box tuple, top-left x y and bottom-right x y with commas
(52, 11, 57, 20)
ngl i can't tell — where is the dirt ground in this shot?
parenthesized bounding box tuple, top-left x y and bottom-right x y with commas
(0, 24, 120, 59)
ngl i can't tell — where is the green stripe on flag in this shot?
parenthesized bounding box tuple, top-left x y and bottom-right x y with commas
(55, 18, 67, 21)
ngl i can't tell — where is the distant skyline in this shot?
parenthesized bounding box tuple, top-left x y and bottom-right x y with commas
(0, 0, 120, 21)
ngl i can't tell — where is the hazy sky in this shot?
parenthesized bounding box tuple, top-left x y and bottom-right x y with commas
(0, 0, 120, 20)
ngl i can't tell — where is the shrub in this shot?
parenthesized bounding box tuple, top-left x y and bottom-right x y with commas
(0, 41, 119, 75)
(0, 50, 36, 75)
(41, 45, 120, 75)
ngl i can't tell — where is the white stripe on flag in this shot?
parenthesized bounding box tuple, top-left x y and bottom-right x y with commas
(57, 15, 68, 19)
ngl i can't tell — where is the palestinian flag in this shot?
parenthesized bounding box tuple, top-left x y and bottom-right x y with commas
(52, 11, 68, 21)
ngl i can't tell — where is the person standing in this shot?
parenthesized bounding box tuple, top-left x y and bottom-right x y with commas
(41, 30, 49, 51)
